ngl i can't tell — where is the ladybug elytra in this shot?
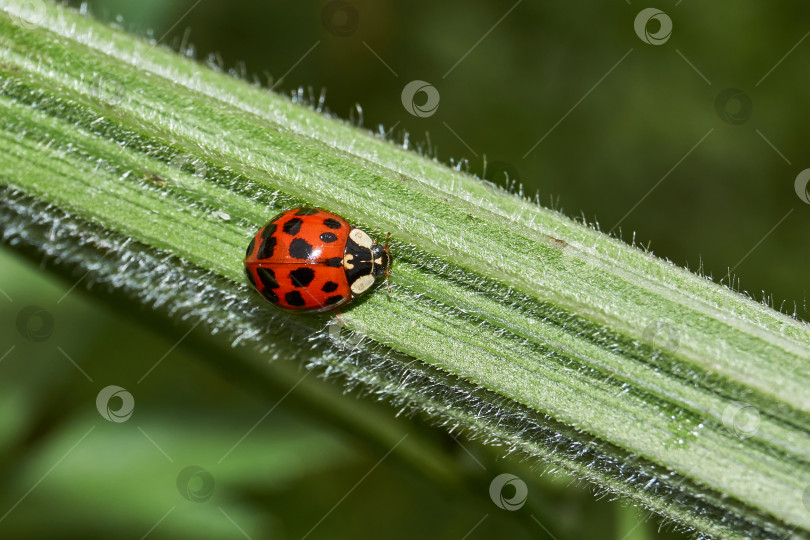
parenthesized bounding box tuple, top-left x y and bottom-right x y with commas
(244, 208, 390, 313)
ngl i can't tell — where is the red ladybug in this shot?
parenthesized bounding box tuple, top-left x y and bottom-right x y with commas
(244, 208, 390, 312)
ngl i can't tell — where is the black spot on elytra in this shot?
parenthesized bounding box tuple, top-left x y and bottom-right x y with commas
(289, 238, 314, 259)
(321, 281, 338, 293)
(258, 237, 277, 259)
(245, 267, 256, 287)
(295, 208, 319, 216)
(283, 218, 303, 235)
(257, 267, 279, 289)
(261, 223, 277, 239)
(320, 232, 338, 243)
(285, 290, 306, 306)
(324, 257, 343, 267)
(325, 295, 344, 305)
(245, 237, 256, 258)
(289, 267, 315, 288)
(263, 289, 279, 303)
(323, 218, 341, 229)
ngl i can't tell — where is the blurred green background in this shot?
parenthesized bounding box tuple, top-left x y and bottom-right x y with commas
(2, 0, 808, 538)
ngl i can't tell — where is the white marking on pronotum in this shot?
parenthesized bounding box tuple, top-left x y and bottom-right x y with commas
(351, 274, 375, 295)
(349, 228, 373, 248)
(343, 253, 354, 270)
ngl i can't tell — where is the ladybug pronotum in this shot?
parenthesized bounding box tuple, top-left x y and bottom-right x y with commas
(244, 207, 391, 313)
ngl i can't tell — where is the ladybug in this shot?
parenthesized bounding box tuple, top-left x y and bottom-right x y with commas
(244, 208, 390, 313)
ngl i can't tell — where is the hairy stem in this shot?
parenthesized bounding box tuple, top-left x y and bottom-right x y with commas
(1, 3, 809, 538)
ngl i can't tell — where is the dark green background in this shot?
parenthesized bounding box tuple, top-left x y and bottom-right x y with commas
(1, 1, 807, 538)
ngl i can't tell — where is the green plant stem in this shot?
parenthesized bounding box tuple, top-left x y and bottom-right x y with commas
(1, 3, 809, 538)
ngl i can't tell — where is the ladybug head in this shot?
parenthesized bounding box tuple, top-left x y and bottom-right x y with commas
(371, 234, 391, 277)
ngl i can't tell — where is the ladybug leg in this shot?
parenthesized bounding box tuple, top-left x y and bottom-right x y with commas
(384, 232, 392, 294)
(335, 311, 345, 326)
